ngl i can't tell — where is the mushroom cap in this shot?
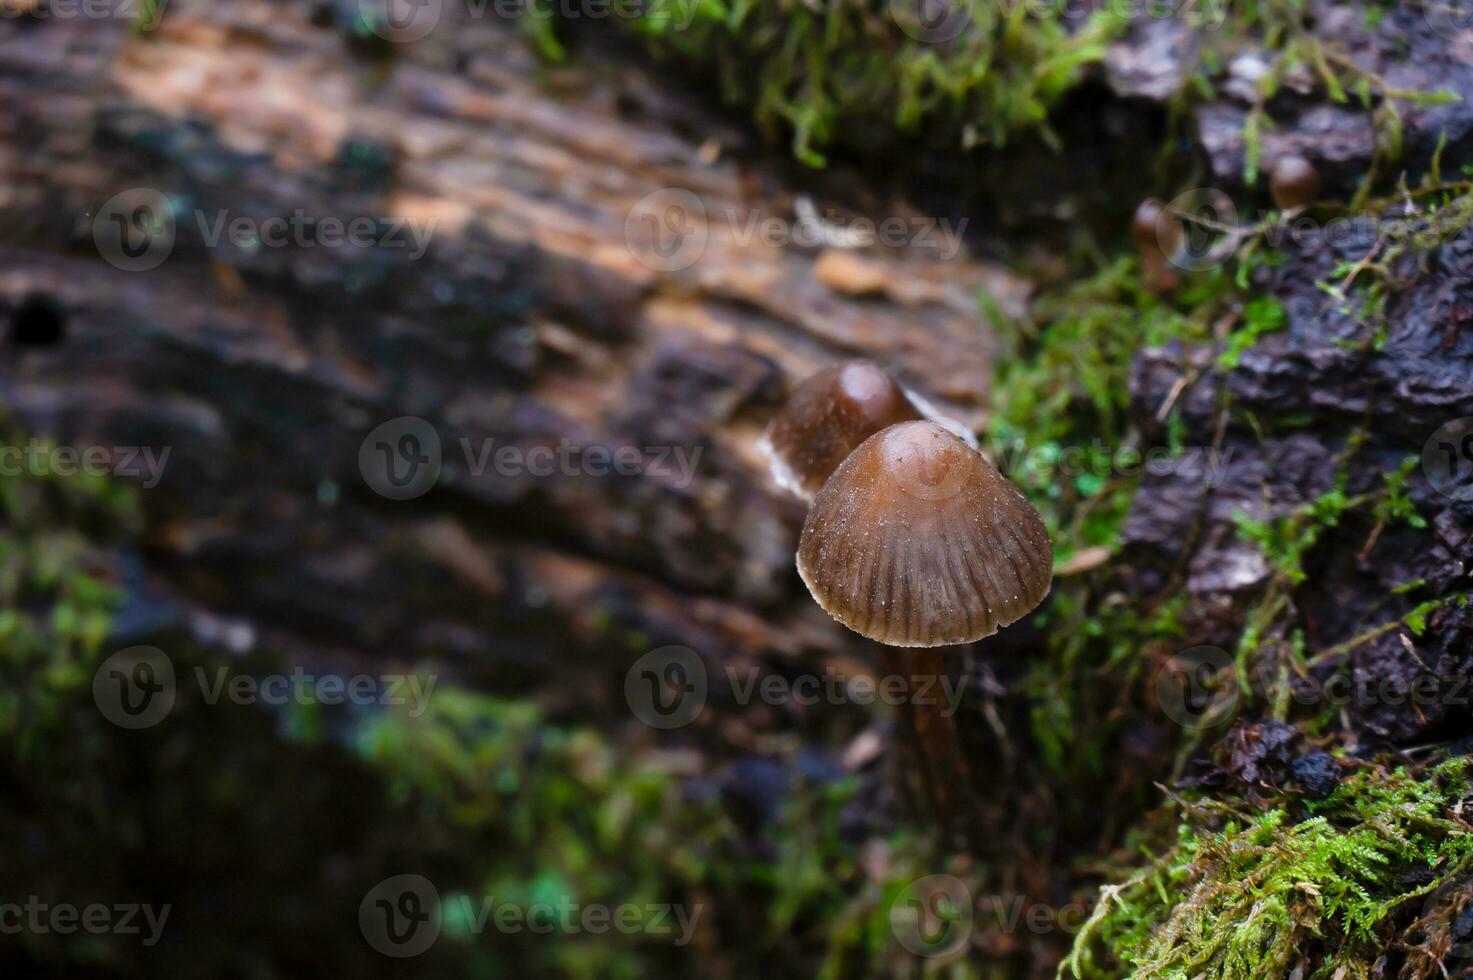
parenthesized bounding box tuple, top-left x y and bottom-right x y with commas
(1132, 198, 1182, 260)
(797, 421, 1053, 647)
(762, 360, 923, 499)
(1269, 155, 1321, 210)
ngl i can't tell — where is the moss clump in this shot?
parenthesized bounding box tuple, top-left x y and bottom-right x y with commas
(356, 687, 964, 977)
(627, 0, 1122, 165)
(1062, 760, 1473, 979)
(981, 256, 1238, 778)
(0, 423, 137, 745)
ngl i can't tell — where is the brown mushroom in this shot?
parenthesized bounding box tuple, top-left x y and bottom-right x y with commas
(760, 360, 924, 500)
(1132, 198, 1182, 293)
(790, 419, 1052, 848)
(797, 420, 1053, 646)
(1269, 155, 1321, 210)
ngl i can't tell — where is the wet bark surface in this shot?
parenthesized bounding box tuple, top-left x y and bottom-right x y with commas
(0, 2, 1024, 739)
(1124, 207, 1473, 755)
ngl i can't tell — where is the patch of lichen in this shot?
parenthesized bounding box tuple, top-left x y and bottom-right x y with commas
(1061, 759, 1473, 979)
(624, 0, 1124, 165)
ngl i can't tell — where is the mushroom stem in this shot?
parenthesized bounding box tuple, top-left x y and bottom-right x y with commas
(880, 644, 984, 850)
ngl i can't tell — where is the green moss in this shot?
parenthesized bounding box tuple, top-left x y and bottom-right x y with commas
(0, 423, 137, 747)
(627, 0, 1123, 165)
(981, 256, 1239, 778)
(1231, 460, 1359, 588)
(354, 687, 962, 977)
(1062, 760, 1473, 979)
(1217, 296, 1286, 370)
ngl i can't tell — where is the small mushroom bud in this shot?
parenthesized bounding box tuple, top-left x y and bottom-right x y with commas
(1132, 198, 1182, 293)
(761, 360, 924, 500)
(797, 420, 1053, 647)
(1133, 198, 1182, 262)
(1269, 155, 1320, 210)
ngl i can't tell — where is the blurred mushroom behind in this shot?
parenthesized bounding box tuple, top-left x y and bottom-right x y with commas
(797, 420, 1052, 646)
(1270, 154, 1321, 210)
(760, 360, 924, 500)
(1132, 198, 1182, 292)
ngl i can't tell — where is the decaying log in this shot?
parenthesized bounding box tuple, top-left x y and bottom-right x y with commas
(0, 3, 1027, 743)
